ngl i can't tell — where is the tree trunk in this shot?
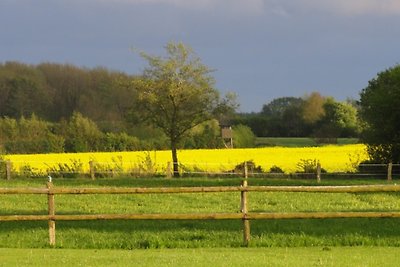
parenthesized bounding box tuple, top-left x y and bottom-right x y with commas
(171, 142, 180, 178)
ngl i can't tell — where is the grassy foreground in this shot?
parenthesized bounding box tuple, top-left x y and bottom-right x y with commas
(1, 178, 400, 249)
(1, 247, 400, 267)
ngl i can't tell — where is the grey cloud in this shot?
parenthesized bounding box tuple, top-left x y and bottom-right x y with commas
(295, 0, 400, 16)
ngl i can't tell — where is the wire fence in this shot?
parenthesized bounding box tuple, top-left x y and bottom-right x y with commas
(1, 159, 400, 180)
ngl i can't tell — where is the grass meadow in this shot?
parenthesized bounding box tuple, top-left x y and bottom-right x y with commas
(1, 177, 400, 250)
(2, 247, 400, 267)
(1, 177, 400, 266)
(255, 137, 359, 147)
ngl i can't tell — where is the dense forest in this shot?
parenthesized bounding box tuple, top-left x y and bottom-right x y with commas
(0, 61, 361, 154)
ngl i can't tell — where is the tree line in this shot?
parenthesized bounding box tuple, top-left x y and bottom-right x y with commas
(0, 61, 134, 130)
(233, 92, 360, 141)
(0, 60, 359, 154)
(2, 42, 400, 170)
(0, 112, 257, 154)
(0, 54, 257, 155)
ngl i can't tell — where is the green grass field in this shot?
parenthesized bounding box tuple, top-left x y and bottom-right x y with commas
(1, 177, 400, 250)
(255, 137, 359, 147)
(2, 247, 400, 267)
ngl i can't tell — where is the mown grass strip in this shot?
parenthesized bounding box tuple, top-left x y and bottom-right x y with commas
(1, 247, 400, 267)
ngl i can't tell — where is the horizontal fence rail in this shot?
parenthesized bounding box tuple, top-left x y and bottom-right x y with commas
(3, 184, 400, 194)
(1, 183, 400, 246)
(4, 212, 400, 222)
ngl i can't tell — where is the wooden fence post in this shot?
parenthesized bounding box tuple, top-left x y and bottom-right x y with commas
(244, 161, 248, 179)
(6, 160, 12, 180)
(89, 160, 95, 180)
(316, 162, 321, 183)
(388, 162, 393, 181)
(47, 179, 56, 246)
(166, 162, 172, 179)
(241, 174, 250, 246)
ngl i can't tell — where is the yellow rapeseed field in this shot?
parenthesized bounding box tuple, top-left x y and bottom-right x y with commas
(5, 144, 368, 175)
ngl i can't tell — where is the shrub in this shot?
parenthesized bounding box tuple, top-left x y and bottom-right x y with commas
(232, 124, 256, 148)
(183, 120, 223, 149)
(0, 115, 65, 154)
(101, 132, 141, 152)
(128, 151, 160, 177)
(64, 112, 103, 152)
(18, 164, 46, 178)
(91, 156, 124, 178)
(0, 155, 5, 179)
(232, 160, 263, 174)
(269, 165, 284, 173)
(46, 159, 83, 178)
(296, 159, 326, 173)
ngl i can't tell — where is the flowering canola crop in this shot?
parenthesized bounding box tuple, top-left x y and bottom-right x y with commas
(5, 144, 368, 175)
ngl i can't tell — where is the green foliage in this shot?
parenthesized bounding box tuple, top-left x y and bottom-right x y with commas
(0, 114, 169, 154)
(64, 112, 103, 152)
(0, 115, 65, 154)
(259, 96, 308, 137)
(0, 62, 137, 133)
(0, 155, 5, 179)
(17, 164, 46, 178)
(314, 98, 360, 141)
(183, 120, 223, 149)
(233, 160, 263, 173)
(124, 151, 160, 177)
(135, 42, 221, 138)
(262, 97, 304, 117)
(359, 64, 400, 163)
(46, 159, 83, 178)
(301, 92, 326, 124)
(296, 159, 319, 173)
(91, 156, 124, 178)
(0, 62, 53, 119)
(235, 94, 361, 140)
(268, 165, 284, 173)
(232, 124, 255, 148)
(134, 42, 235, 176)
(101, 132, 141, 152)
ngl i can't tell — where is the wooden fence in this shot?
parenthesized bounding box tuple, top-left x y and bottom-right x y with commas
(2, 182, 400, 247)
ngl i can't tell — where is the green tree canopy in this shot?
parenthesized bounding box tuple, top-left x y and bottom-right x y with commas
(301, 92, 326, 124)
(134, 42, 233, 177)
(261, 97, 303, 117)
(64, 112, 103, 152)
(311, 98, 360, 143)
(0, 115, 64, 154)
(359, 64, 400, 163)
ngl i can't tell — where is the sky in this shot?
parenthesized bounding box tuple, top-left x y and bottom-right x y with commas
(1, 0, 400, 112)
